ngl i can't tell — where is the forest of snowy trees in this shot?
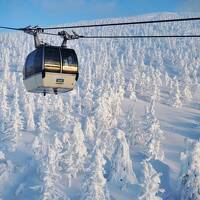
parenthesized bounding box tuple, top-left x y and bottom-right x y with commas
(0, 13, 200, 199)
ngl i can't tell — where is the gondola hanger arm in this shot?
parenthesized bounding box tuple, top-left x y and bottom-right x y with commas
(58, 30, 81, 47)
(22, 26, 45, 48)
(22, 26, 44, 35)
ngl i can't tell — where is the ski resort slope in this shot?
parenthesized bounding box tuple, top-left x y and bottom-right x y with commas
(0, 13, 200, 200)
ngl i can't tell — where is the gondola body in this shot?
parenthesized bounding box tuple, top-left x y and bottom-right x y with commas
(23, 45, 79, 94)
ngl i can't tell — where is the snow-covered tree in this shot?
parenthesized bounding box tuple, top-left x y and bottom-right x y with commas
(42, 142, 67, 200)
(58, 132, 74, 187)
(56, 96, 65, 113)
(119, 103, 137, 155)
(170, 78, 182, 108)
(95, 91, 114, 132)
(24, 96, 35, 131)
(0, 151, 13, 193)
(179, 140, 200, 200)
(180, 64, 193, 102)
(0, 87, 23, 151)
(81, 84, 94, 116)
(143, 100, 164, 161)
(110, 129, 137, 189)
(182, 84, 192, 102)
(10, 72, 17, 94)
(130, 80, 137, 101)
(127, 80, 137, 101)
(71, 122, 87, 177)
(8, 87, 24, 151)
(33, 106, 49, 160)
(37, 106, 49, 134)
(26, 103, 35, 131)
(81, 145, 111, 200)
(84, 116, 95, 147)
(12, 88, 24, 131)
(151, 79, 161, 103)
(120, 102, 135, 133)
(139, 159, 164, 200)
(164, 71, 170, 88)
(53, 134, 63, 153)
(32, 133, 48, 163)
(0, 84, 9, 132)
(150, 69, 162, 102)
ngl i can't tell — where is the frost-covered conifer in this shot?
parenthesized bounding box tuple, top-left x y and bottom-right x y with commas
(168, 77, 173, 95)
(179, 140, 200, 200)
(0, 151, 13, 193)
(59, 132, 74, 187)
(139, 159, 164, 200)
(183, 84, 192, 102)
(151, 75, 161, 103)
(84, 117, 95, 146)
(164, 72, 170, 87)
(26, 102, 35, 131)
(170, 78, 182, 108)
(56, 96, 65, 113)
(95, 92, 113, 132)
(37, 107, 49, 134)
(42, 143, 67, 200)
(82, 84, 94, 115)
(33, 133, 65, 199)
(127, 80, 137, 101)
(130, 80, 137, 101)
(53, 134, 63, 153)
(2, 64, 10, 84)
(95, 86, 123, 134)
(110, 129, 137, 189)
(0, 84, 9, 132)
(143, 100, 164, 161)
(32, 135, 47, 161)
(71, 122, 87, 177)
(119, 103, 136, 146)
(33, 107, 49, 159)
(12, 88, 24, 132)
(0, 87, 22, 151)
(155, 69, 162, 88)
(0, 151, 5, 160)
(72, 86, 82, 116)
(138, 72, 146, 96)
(192, 68, 199, 86)
(81, 145, 111, 200)
(23, 95, 35, 131)
(181, 64, 193, 100)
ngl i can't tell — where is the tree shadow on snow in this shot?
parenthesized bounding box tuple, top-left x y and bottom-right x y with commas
(150, 160, 175, 200)
(163, 121, 200, 140)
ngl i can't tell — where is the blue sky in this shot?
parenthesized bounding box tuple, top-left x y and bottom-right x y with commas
(0, 0, 199, 28)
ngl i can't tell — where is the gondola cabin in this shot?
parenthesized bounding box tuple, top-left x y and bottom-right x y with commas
(23, 45, 79, 95)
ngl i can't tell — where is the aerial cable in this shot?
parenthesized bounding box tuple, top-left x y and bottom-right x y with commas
(0, 26, 22, 31)
(80, 35, 200, 38)
(41, 17, 200, 30)
(40, 31, 200, 38)
(0, 26, 43, 33)
(1, 16, 200, 32)
(1, 25, 200, 39)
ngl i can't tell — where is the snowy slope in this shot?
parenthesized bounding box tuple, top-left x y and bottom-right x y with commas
(0, 13, 200, 200)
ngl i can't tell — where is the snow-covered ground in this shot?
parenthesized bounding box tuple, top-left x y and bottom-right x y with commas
(0, 13, 200, 200)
